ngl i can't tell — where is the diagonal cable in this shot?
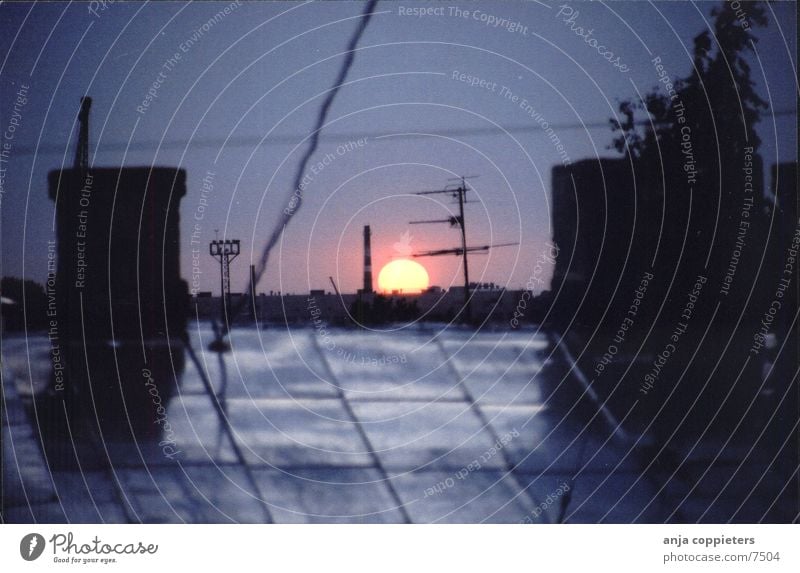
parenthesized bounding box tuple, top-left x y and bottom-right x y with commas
(217, 0, 379, 344)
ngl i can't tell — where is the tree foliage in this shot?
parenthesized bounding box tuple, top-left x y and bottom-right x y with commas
(611, 2, 768, 166)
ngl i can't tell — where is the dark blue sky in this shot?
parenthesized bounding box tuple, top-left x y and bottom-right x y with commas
(1, 1, 796, 295)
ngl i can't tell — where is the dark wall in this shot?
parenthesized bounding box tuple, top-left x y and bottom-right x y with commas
(43, 167, 188, 446)
(550, 158, 641, 331)
(48, 167, 188, 343)
(546, 154, 797, 445)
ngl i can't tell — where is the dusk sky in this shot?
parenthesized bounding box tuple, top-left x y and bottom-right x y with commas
(1, 1, 796, 296)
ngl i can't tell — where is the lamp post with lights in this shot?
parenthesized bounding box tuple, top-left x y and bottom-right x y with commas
(209, 238, 240, 326)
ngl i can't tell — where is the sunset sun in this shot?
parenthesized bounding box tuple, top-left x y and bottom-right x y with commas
(377, 259, 429, 294)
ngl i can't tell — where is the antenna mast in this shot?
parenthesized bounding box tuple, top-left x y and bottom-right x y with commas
(410, 175, 479, 323)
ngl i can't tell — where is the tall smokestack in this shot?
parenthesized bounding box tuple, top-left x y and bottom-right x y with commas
(363, 225, 373, 294)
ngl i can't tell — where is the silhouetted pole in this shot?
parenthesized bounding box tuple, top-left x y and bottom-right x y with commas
(456, 179, 471, 323)
(329, 276, 340, 296)
(250, 264, 257, 322)
(75, 96, 91, 172)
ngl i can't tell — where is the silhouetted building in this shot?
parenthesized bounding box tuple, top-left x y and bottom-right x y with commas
(760, 162, 798, 374)
(48, 167, 188, 343)
(549, 158, 638, 331)
(769, 162, 798, 250)
(45, 165, 188, 449)
(546, 150, 792, 450)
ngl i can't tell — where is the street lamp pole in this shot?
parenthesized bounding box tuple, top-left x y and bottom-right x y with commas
(209, 238, 240, 327)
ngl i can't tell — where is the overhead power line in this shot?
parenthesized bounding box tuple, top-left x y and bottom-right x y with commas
(12, 109, 795, 156)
